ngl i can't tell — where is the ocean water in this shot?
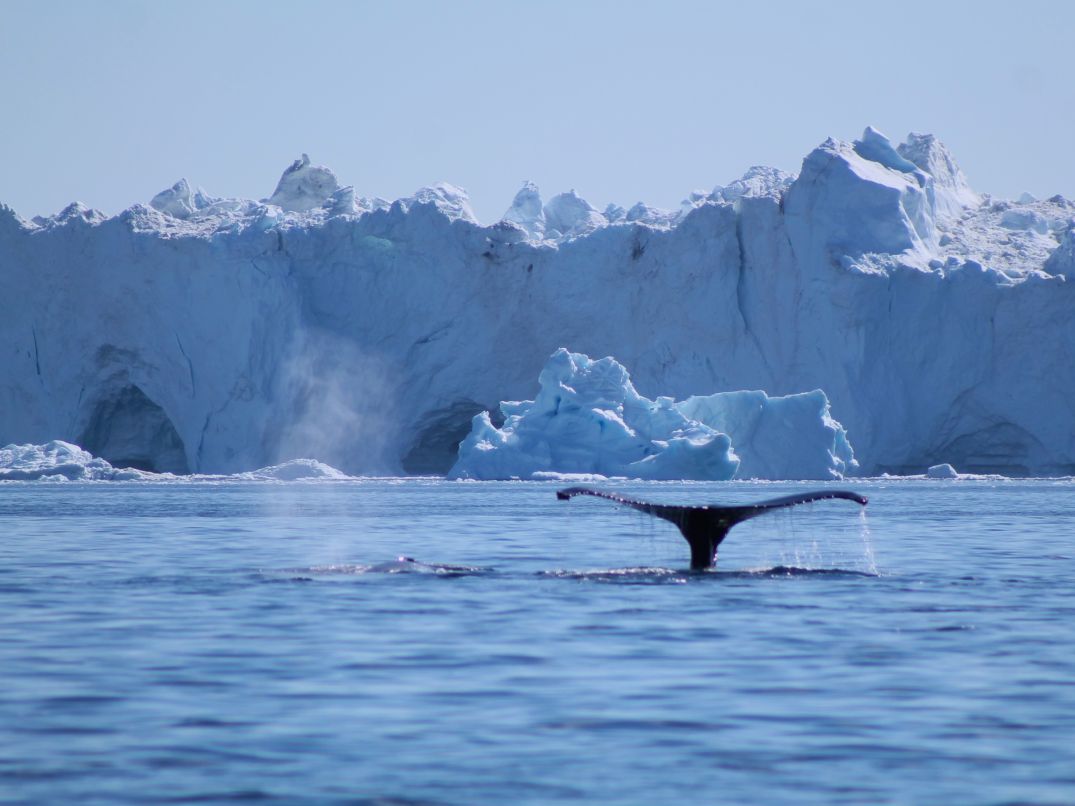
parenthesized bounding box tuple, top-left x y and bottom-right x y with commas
(1, 478, 1074, 804)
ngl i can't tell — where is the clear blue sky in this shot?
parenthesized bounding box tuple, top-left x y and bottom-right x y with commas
(2, 0, 1072, 223)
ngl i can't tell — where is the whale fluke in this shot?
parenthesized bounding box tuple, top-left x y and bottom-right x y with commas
(556, 487, 868, 570)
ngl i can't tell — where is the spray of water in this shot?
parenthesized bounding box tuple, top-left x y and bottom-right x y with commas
(753, 500, 878, 574)
(267, 328, 399, 475)
(858, 508, 879, 575)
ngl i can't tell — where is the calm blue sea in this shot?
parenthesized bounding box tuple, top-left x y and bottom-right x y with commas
(1, 479, 1074, 804)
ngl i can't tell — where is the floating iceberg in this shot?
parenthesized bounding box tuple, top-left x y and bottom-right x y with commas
(926, 463, 959, 479)
(449, 350, 738, 481)
(677, 390, 856, 479)
(225, 459, 351, 481)
(449, 350, 854, 481)
(0, 441, 349, 482)
(0, 441, 148, 480)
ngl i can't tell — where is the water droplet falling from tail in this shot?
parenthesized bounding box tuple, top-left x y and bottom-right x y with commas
(858, 508, 878, 575)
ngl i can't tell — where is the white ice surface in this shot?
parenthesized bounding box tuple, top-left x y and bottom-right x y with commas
(927, 463, 959, 479)
(0, 441, 349, 481)
(449, 350, 854, 481)
(3, 128, 1075, 477)
(267, 154, 340, 213)
(677, 389, 856, 480)
(0, 441, 146, 480)
(449, 350, 739, 481)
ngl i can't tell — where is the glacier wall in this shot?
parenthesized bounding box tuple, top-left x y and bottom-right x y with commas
(2, 128, 1073, 476)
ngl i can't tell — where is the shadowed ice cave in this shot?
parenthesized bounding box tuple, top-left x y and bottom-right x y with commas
(79, 385, 189, 474)
(401, 399, 492, 475)
(934, 422, 1055, 477)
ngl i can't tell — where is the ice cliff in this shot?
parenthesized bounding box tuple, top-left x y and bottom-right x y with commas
(2, 127, 1073, 476)
(449, 349, 854, 480)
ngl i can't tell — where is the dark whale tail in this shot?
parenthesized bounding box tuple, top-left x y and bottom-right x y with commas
(556, 487, 868, 570)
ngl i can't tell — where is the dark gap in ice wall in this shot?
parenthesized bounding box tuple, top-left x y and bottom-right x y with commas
(79, 385, 189, 474)
(401, 399, 492, 475)
(934, 422, 1054, 478)
(876, 422, 1073, 477)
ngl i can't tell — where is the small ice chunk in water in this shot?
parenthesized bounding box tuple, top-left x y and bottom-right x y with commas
(927, 463, 959, 479)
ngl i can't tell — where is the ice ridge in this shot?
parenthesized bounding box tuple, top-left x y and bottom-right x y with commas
(3, 127, 1074, 477)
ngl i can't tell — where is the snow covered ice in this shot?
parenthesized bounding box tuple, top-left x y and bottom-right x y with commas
(0, 440, 147, 481)
(927, 463, 960, 479)
(449, 349, 854, 481)
(677, 389, 856, 480)
(449, 350, 740, 481)
(0, 440, 350, 482)
(267, 154, 340, 213)
(2, 126, 1074, 477)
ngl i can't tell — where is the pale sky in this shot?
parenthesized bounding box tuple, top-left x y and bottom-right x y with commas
(2, 0, 1072, 223)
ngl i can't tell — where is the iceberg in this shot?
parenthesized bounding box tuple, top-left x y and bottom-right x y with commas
(0, 440, 349, 481)
(449, 349, 854, 481)
(228, 459, 350, 481)
(926, 463, 959, 479)
(3, 127, 1075, 477)
(677, 389, 856, 480)
(449, 350, 739, 481)
(0, 440, 146, 480)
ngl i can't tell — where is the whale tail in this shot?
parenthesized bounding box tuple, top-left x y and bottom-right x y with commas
(556, 487, 868, 570)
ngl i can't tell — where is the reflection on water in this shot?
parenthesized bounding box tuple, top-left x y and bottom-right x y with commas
(538, 566, 877, 583)
(284, 557, 495, 577)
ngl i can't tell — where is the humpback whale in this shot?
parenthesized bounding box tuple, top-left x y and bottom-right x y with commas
(556, 487, 868, 570)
